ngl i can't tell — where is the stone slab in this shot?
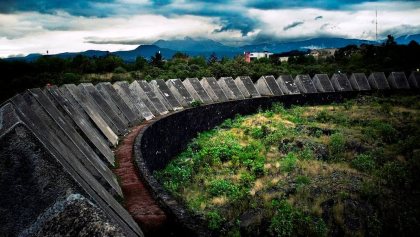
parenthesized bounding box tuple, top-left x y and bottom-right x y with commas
(294, 75, 318, 94)
(73, 84, 125, 136)
(367, 72, 390, 90)
(349, 73, 371, 91)
(387, 72, 410, 89)
(313, 74, 335, 92)
(255, 76, 283, 96)
(44, 86, 115, 163)
(61, 84, 119, 145)
(0, 101, 143, 237)
(113, 81, 154, 120)
(136, 80, 170, 114)
(96, 82, 141, 124)
(183, 78, 213, 104)
(235, 76, 261, 98)
(58, 85, 118, 146)
(149, 79, 183, 110)
(27, 88, 122, 197)
(79, 83, 129, 131)
(81, 83, 129, 127)
(128, 81, 161, 116)
(276, 75, 300, 95)
(218, 77, 245, 100)
(166, 79, 194, 107)
(408, 71, 420, 88)
(331, 73, 353, 92)
(200, 77, 229, 102)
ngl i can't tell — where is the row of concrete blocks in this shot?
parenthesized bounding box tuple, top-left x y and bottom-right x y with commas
(0, 71, 419, 236)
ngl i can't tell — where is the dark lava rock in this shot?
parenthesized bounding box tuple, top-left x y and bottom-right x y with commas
(239, 209, 264, 237)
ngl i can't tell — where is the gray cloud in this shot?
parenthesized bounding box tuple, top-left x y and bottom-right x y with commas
(283, 21, 304, 31)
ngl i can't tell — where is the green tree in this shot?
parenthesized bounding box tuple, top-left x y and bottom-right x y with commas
(150, 51, 164, 68)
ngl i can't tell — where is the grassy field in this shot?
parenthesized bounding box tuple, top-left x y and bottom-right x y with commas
(155, 94, 420, 236)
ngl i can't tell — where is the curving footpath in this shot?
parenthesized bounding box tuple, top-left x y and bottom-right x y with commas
(0, 72, 419, 236)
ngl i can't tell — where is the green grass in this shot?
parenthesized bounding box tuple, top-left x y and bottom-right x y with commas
(156, 94, 420, 236)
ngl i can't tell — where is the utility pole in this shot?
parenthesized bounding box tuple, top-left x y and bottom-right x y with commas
(375, 9, 378, 41)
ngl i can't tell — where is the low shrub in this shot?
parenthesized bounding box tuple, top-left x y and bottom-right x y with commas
(281, 153, 298, 172)
(351, 154, 376, 172)
(329, 132, 346, 160)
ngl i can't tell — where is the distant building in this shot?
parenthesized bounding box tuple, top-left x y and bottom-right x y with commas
(308, 48, 337, 59)
(244, 51, 273, 62)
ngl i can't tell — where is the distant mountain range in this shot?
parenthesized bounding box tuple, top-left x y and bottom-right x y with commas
(6, 34, 420, 62)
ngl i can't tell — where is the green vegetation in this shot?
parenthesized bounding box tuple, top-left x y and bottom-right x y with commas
(156, 94, 420, 236)
(2, 39, 420, 103)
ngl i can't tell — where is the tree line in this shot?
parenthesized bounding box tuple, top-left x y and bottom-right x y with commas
(1, 36, 419, 103)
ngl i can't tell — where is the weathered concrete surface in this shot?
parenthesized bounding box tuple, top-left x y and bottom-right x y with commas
(44, 86, 115, 164)
(349, 73, 371, 91)
(331, 73, 353, 92)
(234, 76, 261, 98)
(183, 78, 213, 104)
(28, 88, 122, 196)
(81, 83, 129, 128)
(367, 72, 390, 90)
(166, 79, 194, 107)
(1, 103, 84, 236)
(277, 75, 300, 95)
(149, 79, 183, 111)
(294, 74, 318, 94)
(60, 85, 119, 146)
(96, 82, 141, 124)
(408, 71, 420, 89)
(313, 74, 335, 92)
(255, 75, 283, 96)
(128, 81, 161, 116)
(387, 72, 410, 89)
(22, 194, 125, 236)
(200, 77, 228, 102)
(79, 83, 129, 132)
(1, 99, 143, 237)
(218, 77, 245, 100)
(67, 84, 125, 136)
(113, 81, 154, 120)
(136, 80, 169, 114)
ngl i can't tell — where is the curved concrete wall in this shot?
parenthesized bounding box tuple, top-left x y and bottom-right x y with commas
(0, 71, 418, 236)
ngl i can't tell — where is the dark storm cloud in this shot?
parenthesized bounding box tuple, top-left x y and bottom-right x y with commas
(0, 0, 115, 17)
(283, 21, 304, 31)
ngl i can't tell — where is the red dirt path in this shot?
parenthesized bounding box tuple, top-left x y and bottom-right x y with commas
(113, 120, 168, 236)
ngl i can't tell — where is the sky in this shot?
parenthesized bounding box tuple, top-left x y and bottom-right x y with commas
(1, 0, 420, 58)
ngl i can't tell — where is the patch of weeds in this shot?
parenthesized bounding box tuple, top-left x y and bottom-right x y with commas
(351, 154, 376, 172)
(379, 102, 392, 114)
(239, 172, 256, 188)
(250, 125, 269, 139)
(220, 118, 233, 129)
(208, 179, 240, 198)
(281, 152, 298, 172)
(298, 147, 315, 160)
(269, 199, 328, 237)
(190, 100, 202, 107)
(328, 132, 346, 161)
(296, 175, 310, 188)
(315, 110, 331, 123)
(206, 210, 224, 230)
(271, 102, 287, 114)
(343, 100, 354, 110)
(376, 161, 409, 188)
